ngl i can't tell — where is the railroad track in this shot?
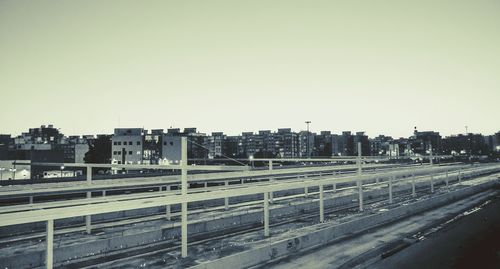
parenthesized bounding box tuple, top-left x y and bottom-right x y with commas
(62, 181, 462, 269)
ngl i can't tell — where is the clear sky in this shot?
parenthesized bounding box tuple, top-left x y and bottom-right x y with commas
(1, 0, 499, 138)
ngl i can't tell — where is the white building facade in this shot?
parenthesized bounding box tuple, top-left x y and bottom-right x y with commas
(111, 128, 144, 164)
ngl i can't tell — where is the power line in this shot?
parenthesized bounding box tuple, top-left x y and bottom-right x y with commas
(187, 138, 248, 166)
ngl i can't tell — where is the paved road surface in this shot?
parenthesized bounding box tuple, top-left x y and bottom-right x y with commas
(370, 192, 500, 269)
(266, 188, 499, 269)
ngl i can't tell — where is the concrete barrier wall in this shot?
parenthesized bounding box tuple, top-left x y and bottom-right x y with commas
(190, 179, 499, 269)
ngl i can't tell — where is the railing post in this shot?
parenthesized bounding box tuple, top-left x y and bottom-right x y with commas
(86, 192, 91, 234)
(166, 185, 171, 220)
(46, 219, 54, 269)
(264, 192, 270, 237)
(357, 142, 363, 211)
(389, 175, 393, 203)
(86, 165, 92, 234)
(304, 175, 309, 198)
(458, 169, 462, 183)
(429, 146, 433, 166)
(224, 180, 229, 210)
(411, 172, 416, 197)
(29, 196, 33, 204)
(430, 174, 434, 193)
(319, 185, 324, 223)
(181, 137, 188, 258)
(445, 170, 449, 187)
(86, 165, 92, 183)
(269, 160, 274, 203)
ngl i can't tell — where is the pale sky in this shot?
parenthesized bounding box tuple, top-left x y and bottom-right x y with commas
(1, 0, 499, 138)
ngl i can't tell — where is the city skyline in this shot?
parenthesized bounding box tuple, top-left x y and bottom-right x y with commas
(2, 123, 498, 139)
(1, 1, 500, 138)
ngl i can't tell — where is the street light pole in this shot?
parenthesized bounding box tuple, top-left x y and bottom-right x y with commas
(305, 121, 311, 158)
(10, 168, 16, 180)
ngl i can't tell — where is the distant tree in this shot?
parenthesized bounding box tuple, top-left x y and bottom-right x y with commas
(84, 135, 112, 164)
(253, 150, 276, 159)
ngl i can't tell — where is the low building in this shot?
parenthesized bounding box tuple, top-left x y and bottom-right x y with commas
(161, 135, 182, 163)
(111, 128, 144, 164)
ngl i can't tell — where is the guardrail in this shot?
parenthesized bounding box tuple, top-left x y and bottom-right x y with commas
(0, 138, 494, 269)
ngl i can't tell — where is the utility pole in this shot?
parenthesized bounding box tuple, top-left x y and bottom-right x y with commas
(305, 121, 311, 158)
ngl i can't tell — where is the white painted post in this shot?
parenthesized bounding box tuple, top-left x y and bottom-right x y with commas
(429, 146, 434, 166)
(224, 180, 229, 210)
(86, 165, 92, 234)
(269, 160, 274, 203)
(166, 185, 171, 220)
(102, 190, 106, 197)
(204, 181, 208, 188)
(46, 219, 54, 269)
(357, 142, 363, 212)
(86, 165, 92, 184)
(332, 182, 336, 192)
(389, 176, 393, 203)
(411, 172, 416, 197)
(264, 192, 270, 237)
(430, 175, 434, 193)
(304, 175, 309, 198)
(181, 137, 188, 258)
(29, 196, 33, 204)
(86, 191, 91, 234)
(319, 185, 324, 223)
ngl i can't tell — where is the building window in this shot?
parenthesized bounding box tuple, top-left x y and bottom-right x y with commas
(117, 161, 121, 164)
(129, 151, 133, 155)
(113, 151, 117, 155)
(118, 142, 121, 145)
(170, 142, 174, 146)
(129, 141, 132, 145)
(118, 151, 121, 155)
(163, 142, 167, 145)
(113, 142, 117, 145)
(137, 141, 141, 145)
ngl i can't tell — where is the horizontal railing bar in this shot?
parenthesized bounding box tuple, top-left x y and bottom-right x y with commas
(1, 164, 497, 227)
